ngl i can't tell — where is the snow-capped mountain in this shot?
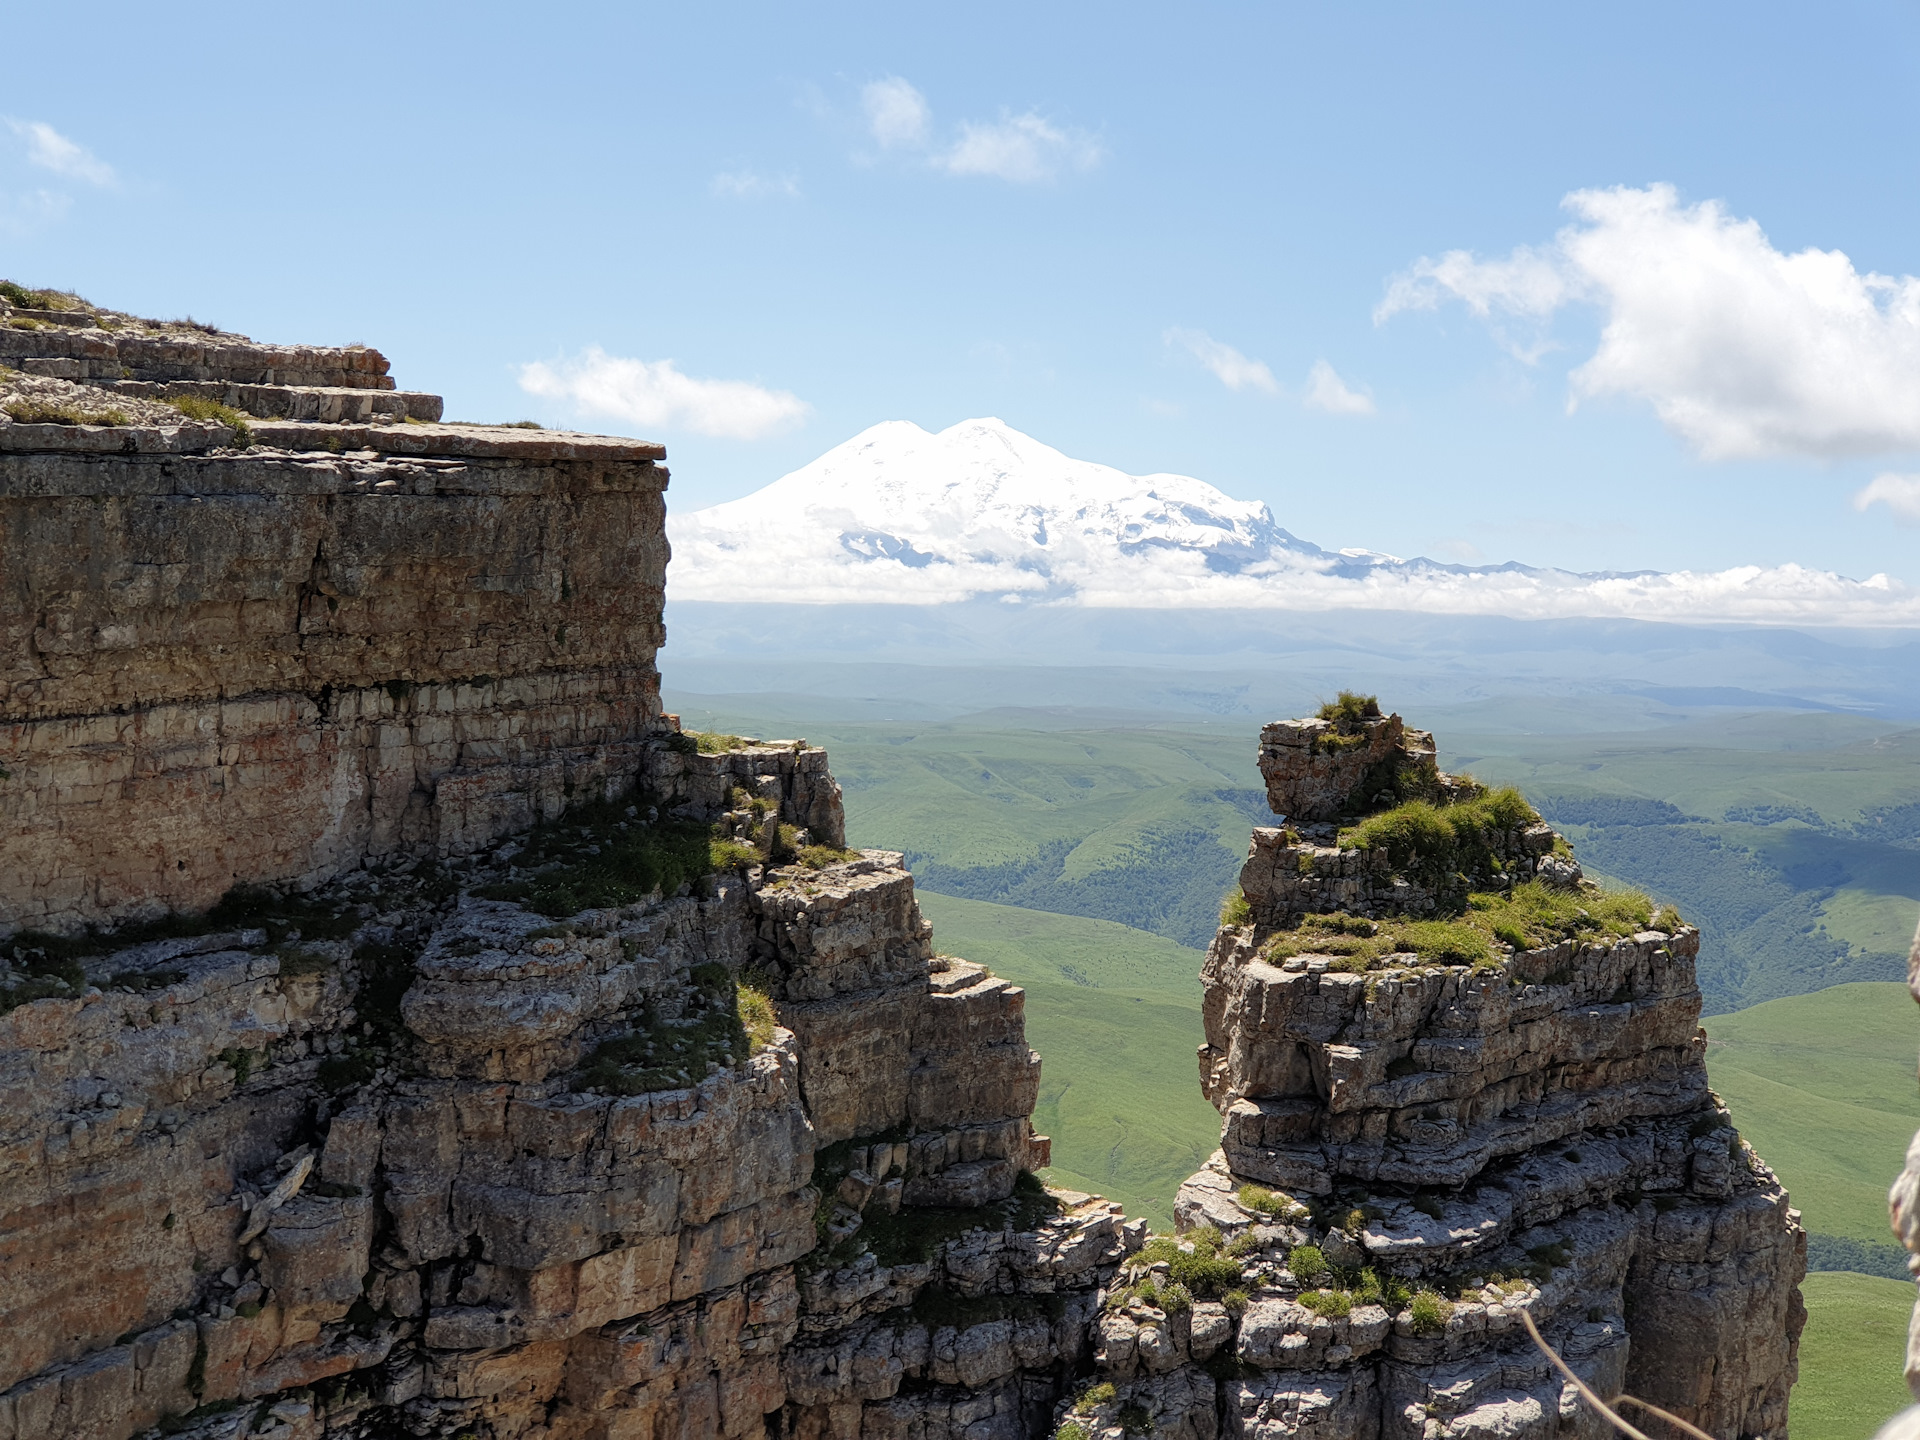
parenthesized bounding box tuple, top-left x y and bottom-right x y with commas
(667, 418, 1915, 624)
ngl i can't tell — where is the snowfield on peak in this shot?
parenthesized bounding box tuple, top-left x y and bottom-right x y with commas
(667, 417, 1918, 624)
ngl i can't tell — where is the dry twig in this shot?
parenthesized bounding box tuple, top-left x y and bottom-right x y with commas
(1519, 1309, 1718, 1440)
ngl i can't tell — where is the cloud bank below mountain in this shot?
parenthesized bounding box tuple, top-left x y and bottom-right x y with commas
(667, 417, 1917, 625)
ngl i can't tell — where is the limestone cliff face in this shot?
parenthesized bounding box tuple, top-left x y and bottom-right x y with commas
(1077, 713, 1805, 1440)
(1, 312, 671, 932)
(0, 298, 1131, 1440)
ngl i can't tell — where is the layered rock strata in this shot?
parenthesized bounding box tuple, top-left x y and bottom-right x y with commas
(2, 307, 672, 932)
(1071, 711, 1805, 1440)
(0, 297, 1132, 1440)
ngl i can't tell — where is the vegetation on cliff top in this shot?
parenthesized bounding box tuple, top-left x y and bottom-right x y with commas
(1317, 690, 1382, 725)
(1255, 880, 1661, 975)
(166, 393, 253, 444)
(1336, 785, 1538, 881)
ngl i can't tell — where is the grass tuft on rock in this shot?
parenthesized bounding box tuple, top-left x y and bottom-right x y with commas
(3, 396, 130, 426)
(1338, 786, 1540, 886)
(1407, 1289, 1452, 1334)
(1259, 880, 1661, 975)
(1317, 691, 1381, 725)
(166, 394, 253, 445)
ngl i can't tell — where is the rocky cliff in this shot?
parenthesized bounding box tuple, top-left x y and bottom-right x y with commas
(0, 293, 1127, 1440)
(1074, 702, 1805, 1440)
(0, 295, 1805, 1440)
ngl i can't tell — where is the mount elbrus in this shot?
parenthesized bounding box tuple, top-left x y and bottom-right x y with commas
(0, 292, 1803, 1440)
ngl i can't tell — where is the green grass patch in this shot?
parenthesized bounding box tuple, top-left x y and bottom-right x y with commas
(738, 981, 777, 1053)
(3, 396, 129, 426)
(1406, 1289, 1452, 1335)
(0, 281, 84, 310)
(1317, 691, 1382, 725)
(1129, 1233, 1245, 1298)
(1705, 982, 1920, 1246)
(1258, 880, 1657, 974)
(166, 394, 252, 444)
(1238, 1183, 1308, 1221)
(1791, 1271, 1916, 1440)
(790, 843, 860, 870)
(1336, 786, 1540, 888)
(678, 730, 753, 754)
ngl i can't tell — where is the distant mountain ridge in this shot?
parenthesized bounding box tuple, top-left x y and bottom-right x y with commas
(667, 417, 1915, 624)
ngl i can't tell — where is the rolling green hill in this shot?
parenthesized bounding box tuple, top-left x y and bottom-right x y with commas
(1793, 1272, 1915, 1440)
(913, 891, 1220, 1229)
(1704, 982, 1920, 1272)
(1441, 711, 1920, 1012)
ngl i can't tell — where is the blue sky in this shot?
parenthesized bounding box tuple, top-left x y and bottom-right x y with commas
(8, 2, 1920, 589)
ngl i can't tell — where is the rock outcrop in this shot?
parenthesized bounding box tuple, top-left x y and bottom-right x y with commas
(1, 302, 670, 933)
(0, 294, 1133, 1440)
(1068, 708, 1805, 1440)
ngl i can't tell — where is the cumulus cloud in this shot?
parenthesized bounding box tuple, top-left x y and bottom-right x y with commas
(1166, 328, 1280, 394)
(518, 348, 810, 440)
(858, 78, 1100, 184)
(939, 113, 1101, 183)
(1378, 183, 1920, 461)
(1304, 360, 1375, 416)
(862, 78, 931, 150)
(1855, 473, 1920, 524)
(6, 119, 113, 185)
(710, 169, 799, 199)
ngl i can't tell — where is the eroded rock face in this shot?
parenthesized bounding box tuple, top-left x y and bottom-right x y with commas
(0, 808, 1115, 1440)
(0, 319, 674, 934)
(0, 303, 1124, 1440)
(1069, 712, 1805, 1440)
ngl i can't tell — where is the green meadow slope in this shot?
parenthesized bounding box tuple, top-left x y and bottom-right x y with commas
(1704, 982, 1920, 1255)
(913, 891, 1220, 1229)
(1793, 1272, 1915, 1440)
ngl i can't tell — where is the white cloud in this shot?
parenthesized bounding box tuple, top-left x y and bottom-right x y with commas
(856, 78, 1100, 184)
(710, 169, 800, 199)
(1855, 473, 1920, 524)
(6, 119, 113, 186)
(518, 348, 810, 440)
(1166, 328, 1280, 394)
(1376, 245, 1570, 325)
(1379, 183, 1920, 461)
(1303, 360, 1375, 416)
(938, 113, 1101, 184)
(862, 78, 931, 150)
